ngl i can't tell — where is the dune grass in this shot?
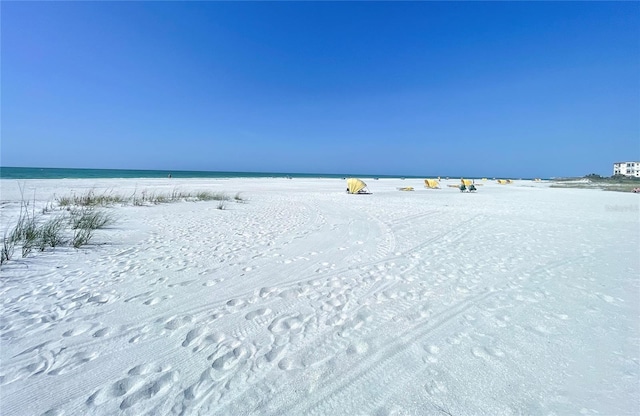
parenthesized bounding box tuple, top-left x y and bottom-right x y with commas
(1, 231, 15, 265)
(70, 208, 113, 231)
(1, 188, 246, 266)
(57, 191, 127, 207)
(38, 216, 67, 251)
(550, 183, 639, 192)
(57, 189, 236, 207)
(551, 174, 640, 193)
(0, 207, 114, 264)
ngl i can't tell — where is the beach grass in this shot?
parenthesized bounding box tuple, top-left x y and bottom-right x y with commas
(38, 216, 67, 251)
(550, 183, 639, 192)
(57, 189, 236, 207)
(57, 191, 127, 207)
(2, 210, 106, 260)
(1, 188, 247, 265)
(1, 232, 14, 264)
(69, 208, 113, 231)
(551, 174, 640, 193)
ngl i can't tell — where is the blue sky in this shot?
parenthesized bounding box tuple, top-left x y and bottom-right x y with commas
(2, 2, 639, 178)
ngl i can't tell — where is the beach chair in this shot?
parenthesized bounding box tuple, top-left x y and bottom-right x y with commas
(459, 179, 477, 193)
(346, 178, 372, 194)
(424, 179, 440, 189)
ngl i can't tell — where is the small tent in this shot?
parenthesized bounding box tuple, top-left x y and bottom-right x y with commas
(497, 179, 512, 184)
(461, 179, 473, 187)
(346, 178, 370, 194)
(424, 179, 440, 189)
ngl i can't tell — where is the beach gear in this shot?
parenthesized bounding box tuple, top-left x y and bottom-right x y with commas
(398, 186, 414, 191)
(424, 179, 440, 189)
(346, 178, 371, 194)
(460, 178, 477, 192)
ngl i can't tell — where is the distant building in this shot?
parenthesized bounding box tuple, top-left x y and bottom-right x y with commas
(613, 161, 640, 177)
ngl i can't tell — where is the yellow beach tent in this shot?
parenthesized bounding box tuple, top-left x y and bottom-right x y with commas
(497, 179, 512, 184)
(461, 178, 473, 186)
(346, 178, 370, 194)
(424, 179, 440, 189)
(398, 186, 414, 191)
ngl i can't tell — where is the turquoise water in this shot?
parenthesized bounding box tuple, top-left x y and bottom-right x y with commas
(0, 166, 426, 180)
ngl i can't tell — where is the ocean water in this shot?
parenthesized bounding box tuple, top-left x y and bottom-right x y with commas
(0, 167, 425, 180)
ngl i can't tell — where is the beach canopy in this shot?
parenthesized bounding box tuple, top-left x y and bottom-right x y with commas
(497, 179, 512, 184)
(461, 179, 473, 186)
(346, 178, 370, 194)
(424, 179, 440, 189)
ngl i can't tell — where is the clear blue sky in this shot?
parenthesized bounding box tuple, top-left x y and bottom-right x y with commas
(2, 1, 639, 178)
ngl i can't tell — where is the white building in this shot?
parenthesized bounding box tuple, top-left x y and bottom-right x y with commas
(613, 161, 640, 177)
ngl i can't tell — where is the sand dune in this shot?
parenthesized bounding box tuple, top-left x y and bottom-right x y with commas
(1, 178, 638, 415)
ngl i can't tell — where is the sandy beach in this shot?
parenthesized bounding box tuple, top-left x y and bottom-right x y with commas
(1, 177, 638, 415)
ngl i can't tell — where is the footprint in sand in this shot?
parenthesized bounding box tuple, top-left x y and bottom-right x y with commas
(471, 346, 505, 361)
(143, 295, 172, 306)
(203, 278, 224, 287)
(124, 291, 153, 303)
(93, 327, 111, 338)
(191, 331, 227, 353)
(258, 287, 279, 298)
(62, 323, 94, 337)
(211, 344, 253, 372)
(128, 325, 153, 343)
(164, 315, 193, 331)
(182, 328, 206, 348)
(48, 350, 100, 376)
(277, 356, 301, 371)
(423, 345, 440, 363)
(226, 298, 246, 309)
(346, 340, 369, 355)
(245, 308, 271, 321)
(168, 280, 195, 288)
(182, 369, 220, 402)
(268, 314, 306, 336)
(42, 408, 64, 416)
(87, 363, 177, 410)
(128, 362, 172, 376)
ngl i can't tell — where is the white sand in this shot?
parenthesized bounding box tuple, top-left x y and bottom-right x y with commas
(1, 178, 638, 416)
